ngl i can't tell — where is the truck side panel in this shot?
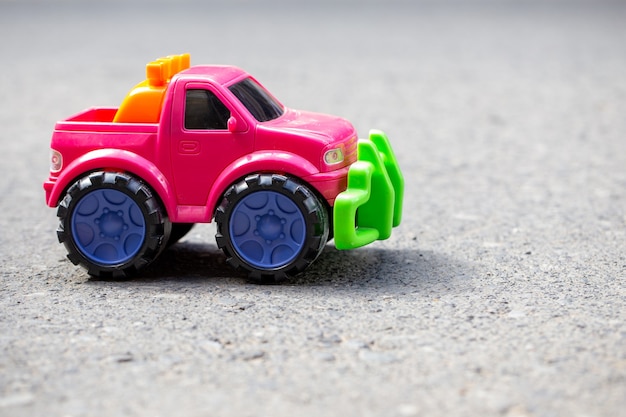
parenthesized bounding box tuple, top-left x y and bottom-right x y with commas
(46, 123, 165, 206)
(44, 148, 177, 218)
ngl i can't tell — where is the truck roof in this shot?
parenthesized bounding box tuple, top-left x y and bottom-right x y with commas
(178, 65, 249, 86)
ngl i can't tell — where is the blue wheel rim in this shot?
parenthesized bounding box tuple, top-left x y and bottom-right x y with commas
(229, 191, 306, 269)
(71, 189, 146, 265)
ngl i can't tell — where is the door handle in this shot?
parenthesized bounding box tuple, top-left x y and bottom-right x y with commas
(179, 141, 200, 154)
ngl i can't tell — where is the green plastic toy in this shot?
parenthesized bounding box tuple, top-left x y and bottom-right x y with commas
(333, 130, 404, 249)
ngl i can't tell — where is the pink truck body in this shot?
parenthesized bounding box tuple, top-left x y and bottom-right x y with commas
(44, 66, 357, 223)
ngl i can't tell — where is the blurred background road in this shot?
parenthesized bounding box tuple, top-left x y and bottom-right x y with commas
(1, 1, 625, 416)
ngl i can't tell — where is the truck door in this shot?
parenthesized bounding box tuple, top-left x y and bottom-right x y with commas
(170, 83, 253, 207)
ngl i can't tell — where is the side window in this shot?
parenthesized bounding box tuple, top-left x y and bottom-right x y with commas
(185, 89, 230, 130)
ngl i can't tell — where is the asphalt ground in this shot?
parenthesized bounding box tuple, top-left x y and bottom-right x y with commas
(0, 1, 625, 416)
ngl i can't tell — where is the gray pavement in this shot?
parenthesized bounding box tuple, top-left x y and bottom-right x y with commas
(1, 1, 625, 416)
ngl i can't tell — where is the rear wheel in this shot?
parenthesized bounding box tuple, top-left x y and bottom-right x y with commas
(215, 174, 329, 283)
(56, 171, 169, 278)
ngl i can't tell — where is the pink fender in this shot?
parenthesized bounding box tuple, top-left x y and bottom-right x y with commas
(45, 148, 176, 216)
(205, 150, 319, 218)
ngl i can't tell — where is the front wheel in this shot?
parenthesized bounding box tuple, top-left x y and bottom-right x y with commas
(215, 174, 329, 283)
(56, 171, 170, 278)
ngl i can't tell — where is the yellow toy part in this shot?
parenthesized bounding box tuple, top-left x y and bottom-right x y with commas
(113, 53, 191, 123)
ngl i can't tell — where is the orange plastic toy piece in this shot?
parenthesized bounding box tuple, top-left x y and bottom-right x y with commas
(113, 53, 191, 123)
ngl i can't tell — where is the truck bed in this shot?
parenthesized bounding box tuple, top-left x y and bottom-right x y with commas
(49, 107, 161, 180)
(55, 107, 158, 134)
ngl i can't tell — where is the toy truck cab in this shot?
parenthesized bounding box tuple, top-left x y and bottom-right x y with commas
(44, 54, 403, 282)
(160, 65, 359, 215)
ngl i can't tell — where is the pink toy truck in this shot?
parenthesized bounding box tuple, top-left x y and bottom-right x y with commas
(44, 54, 404, 282)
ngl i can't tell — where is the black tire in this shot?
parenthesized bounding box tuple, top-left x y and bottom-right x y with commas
(215, 174, 329, 283)
(56, 171, 170, 278)
(167, 223, 195, 247)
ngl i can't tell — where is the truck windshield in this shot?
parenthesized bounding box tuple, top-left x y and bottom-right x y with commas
(229, 78, 284, 122)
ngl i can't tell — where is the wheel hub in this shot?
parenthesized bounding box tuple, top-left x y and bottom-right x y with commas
(256, 211, 285, 242)
(71, 189, 146, 265)
(229, 190, 305, 269)
(97, 209, 127, 239)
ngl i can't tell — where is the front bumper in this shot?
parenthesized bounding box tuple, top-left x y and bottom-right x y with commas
(333, 130, 404, 250)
